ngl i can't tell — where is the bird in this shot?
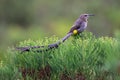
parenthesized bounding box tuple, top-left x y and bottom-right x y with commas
(17, 14, 94, 53)
(62, 14, 94, 42)
(68, 14, 94, 34)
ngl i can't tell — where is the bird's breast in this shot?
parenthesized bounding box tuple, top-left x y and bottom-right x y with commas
(81, 22, 87, 29)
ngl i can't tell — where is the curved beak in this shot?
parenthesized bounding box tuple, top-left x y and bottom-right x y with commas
(88, 14, 95, 16)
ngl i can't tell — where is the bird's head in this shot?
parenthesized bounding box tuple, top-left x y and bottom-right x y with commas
(80, 14, 94, 22)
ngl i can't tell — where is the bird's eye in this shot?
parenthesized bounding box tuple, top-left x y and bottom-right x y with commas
(84, 15, 87, 17)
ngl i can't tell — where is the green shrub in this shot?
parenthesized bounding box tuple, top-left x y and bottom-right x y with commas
(1, 31, 120, 80)
(0, 61, 22, 80)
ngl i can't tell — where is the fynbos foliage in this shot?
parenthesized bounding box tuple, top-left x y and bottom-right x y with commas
(0, 32, 120, 80)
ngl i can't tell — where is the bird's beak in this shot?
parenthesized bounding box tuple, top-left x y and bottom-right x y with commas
(88, 14, 95, 16)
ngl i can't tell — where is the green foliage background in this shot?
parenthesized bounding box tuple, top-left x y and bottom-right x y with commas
(0, 32, 120, 80)
(0, 0, 120, 79)
(0, 0, 120, 60)
(0, 0, 120, 52)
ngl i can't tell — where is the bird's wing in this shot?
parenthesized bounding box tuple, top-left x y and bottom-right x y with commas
(68, 18, 83, 34)
(68, 23, 81, 34)
(68, 25, 79, 33)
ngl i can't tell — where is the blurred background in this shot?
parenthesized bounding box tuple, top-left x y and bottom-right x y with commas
(0, 0, 120, 60)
